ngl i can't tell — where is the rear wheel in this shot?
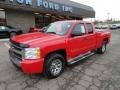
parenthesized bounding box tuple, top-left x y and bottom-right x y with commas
(44, 53, 65, 78)
(97, 41, 107, 54)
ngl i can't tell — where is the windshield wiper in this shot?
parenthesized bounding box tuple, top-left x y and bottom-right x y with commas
(46, 32, 56, 34)
(39, 30, 45, 32)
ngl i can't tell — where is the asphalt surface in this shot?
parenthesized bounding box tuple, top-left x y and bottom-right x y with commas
(0, 30, 120, 90)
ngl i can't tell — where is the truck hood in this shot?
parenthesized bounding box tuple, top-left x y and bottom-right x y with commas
(12, 32, 64, 46)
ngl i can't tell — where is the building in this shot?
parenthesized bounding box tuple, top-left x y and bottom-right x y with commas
(0, 0, 95, 32)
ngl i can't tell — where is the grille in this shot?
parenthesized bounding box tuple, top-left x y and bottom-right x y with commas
(10, 40, 23, 51)
(10, 40, 23, 61)
(9, 50, 22, 61)
(9, 39, 29, 61)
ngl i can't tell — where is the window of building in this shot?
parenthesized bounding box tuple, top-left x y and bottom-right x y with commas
(87, 23, 93, 34)
(0, 9, 6, 25)
(35, 13, 52, 28)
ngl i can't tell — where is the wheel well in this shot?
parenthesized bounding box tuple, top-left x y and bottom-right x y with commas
(18, 31, 23, 34)
(10, 31, 16, 34)
(45, 49, 67, 64)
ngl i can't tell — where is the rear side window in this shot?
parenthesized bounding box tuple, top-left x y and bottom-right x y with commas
(87, 23, 93, 34)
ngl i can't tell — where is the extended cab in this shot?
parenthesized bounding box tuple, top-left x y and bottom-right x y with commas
(9, 20, 111, 78)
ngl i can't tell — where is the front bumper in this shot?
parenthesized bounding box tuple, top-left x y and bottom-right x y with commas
(9, 50, 44, 74)
(21, 59, 44, 74)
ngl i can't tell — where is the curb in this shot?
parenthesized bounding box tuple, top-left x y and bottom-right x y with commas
(0, 39, 9, 42)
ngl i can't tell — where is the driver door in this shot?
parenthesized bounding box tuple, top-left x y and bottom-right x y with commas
(67, 23, 89, 59)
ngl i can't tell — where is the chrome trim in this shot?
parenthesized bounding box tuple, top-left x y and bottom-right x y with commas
(68, 51, 95, 65)
(11, 47, 22, 55)
(10, 42, 23, 50)
(68, 51, 91, 62)
(10, 55, 20, 67)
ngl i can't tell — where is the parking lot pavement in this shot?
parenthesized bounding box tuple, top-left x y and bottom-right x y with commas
(0, 30, 120, 90)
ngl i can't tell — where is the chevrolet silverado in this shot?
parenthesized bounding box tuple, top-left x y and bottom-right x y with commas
(9, 20, 111, 78)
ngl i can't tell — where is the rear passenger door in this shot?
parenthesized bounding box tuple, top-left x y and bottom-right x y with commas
(85, 23, 96, 51)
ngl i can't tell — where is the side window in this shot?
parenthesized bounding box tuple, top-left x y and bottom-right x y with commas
(87, 23, 93, 34)
(72, 23, 86, 36)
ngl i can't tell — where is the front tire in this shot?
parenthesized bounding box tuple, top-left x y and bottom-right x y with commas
(44, 53, 65, 78)
(97, 42, 107, 54)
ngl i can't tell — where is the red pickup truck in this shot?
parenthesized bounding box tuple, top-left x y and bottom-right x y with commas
(9, 20, 111, 78)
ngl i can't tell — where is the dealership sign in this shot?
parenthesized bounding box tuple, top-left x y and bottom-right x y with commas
(9, 0, 73, 13)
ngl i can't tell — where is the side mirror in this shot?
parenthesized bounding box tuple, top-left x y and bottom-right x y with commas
(71, 31, 83, 37)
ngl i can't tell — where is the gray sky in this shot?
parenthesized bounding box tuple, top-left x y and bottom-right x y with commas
(71, 0, 120, 21)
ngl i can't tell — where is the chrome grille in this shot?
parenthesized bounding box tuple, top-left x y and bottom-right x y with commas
(10, 41, 23, 61)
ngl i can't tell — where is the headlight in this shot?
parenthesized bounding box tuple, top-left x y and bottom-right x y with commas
(23, 48, 40, 59)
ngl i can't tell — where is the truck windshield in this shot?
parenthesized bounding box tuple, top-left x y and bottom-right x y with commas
(44, 22, 72, 36)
